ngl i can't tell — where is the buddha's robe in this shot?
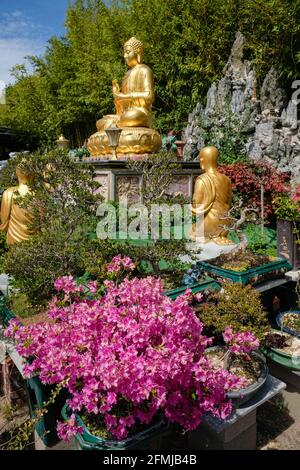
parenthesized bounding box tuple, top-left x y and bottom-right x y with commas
(97, 64, 154, 131)
(191, 171, 232, 241)
(0, 187, 33, 245)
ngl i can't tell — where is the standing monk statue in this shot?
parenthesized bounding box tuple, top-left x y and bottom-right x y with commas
(88, 37, 162, 157)
(0, 165, 34, 245)
(191, 146, 233, 244)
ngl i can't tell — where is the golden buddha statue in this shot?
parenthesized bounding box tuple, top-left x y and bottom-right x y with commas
(191, 146, 233, 244)
(87, 37, 162, 157)
(0, 165, 34, 245)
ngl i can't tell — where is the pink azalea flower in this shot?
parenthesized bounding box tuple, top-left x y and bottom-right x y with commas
(88, 280, 98, 294)
(7, 258, 246, 441)
(56, 414, 83, 441)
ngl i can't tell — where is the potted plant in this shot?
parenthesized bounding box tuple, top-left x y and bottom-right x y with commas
(196, 282, 270, 342)
(165, 263, 220, 300)
(198, 250, 291, 286)
(197, 200, 292, 285)
(5, 256, 248, 450)
(205, 327, 268, 407)
(261, 330, 300, 371)
(273, 185, 300, 269)
(276, 311, 300, 338)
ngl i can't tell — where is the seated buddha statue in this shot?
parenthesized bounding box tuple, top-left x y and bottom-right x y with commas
(87, 37, 162, 157)
(0, 165, 34, 245)
(190, 146, 234, 245)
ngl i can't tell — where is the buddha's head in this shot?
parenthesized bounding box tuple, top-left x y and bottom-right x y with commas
(124, 37, 144, 68)
(199, 146, 219, 171)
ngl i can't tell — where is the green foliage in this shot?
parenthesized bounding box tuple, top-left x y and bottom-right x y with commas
(0, 383, 64, 450)
(273, 194, 300, 222)
(228, 224, 277, 258)
(1, 0, 299, 144)
(2, 227, 96, 308)
(197, 282, 270, 340)
(83, 237, 193, 290)
(245, 224, 277, 257)
(0, 148, 102, 307)
(6, 293, 37, 319)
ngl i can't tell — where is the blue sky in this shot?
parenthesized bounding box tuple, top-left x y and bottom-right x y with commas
(0, 0, 70, 84)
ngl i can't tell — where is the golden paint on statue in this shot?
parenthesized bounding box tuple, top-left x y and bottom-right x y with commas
(87, 37, 162, 157)
(0, 165, 34, 245)
(191, 146, 234, 245)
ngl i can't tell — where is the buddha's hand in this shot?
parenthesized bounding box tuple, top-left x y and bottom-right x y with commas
(112, 80, 120, 96)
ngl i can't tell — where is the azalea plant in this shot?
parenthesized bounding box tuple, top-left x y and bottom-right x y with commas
(205, 327, 262, 390)
(5, 256, 247, 442)
(222, 326, 260, 363)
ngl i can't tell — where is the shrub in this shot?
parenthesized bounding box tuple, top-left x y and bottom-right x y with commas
(220, 161, 289, 220)
(273, 185, 300, 222)
(197, 282, 270, 341)
(5, 267, 246, 441)
(0, 148, 101, 308)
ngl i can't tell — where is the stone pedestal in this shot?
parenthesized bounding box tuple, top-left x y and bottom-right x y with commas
(85, 160, 201, 203)
(87, 127, 162, 157)
(180, 241, 238, 264)
(267, 359, 300, 391)
(188, 375, 286, 450)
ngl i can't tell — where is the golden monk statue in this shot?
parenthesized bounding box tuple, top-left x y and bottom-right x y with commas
(0, 165, 34, 245)
(191, 146, 233, 244)
(87, 37, 162, 157)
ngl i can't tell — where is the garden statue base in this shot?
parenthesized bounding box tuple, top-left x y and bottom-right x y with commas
(81, 160, 201, 202)
(188, 375, 286, 450)
(180, 241, 238, 264)
(87, 127, 162, 157)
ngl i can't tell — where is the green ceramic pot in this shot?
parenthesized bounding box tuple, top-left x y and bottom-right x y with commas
(61, 405, 169, 451)
(197, 258, 292, 286)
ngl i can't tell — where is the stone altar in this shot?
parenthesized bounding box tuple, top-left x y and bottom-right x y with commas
(87, 160, 201, 203)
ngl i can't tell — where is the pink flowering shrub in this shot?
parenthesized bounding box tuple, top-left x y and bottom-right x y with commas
(5, 258, 246, 441)
(56, 414, 83, 441)
(223, 326, 260, 358)
(107, 255, 135, 274)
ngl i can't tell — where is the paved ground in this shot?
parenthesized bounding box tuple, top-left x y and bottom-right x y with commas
(257, 385, 300, 450)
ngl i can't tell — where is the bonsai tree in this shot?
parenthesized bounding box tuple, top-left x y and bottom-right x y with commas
(196, 281, 270, 341)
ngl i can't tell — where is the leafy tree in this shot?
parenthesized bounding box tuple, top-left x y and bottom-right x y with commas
(0, 0, 299, 146)
(0, 149, 102, 307)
